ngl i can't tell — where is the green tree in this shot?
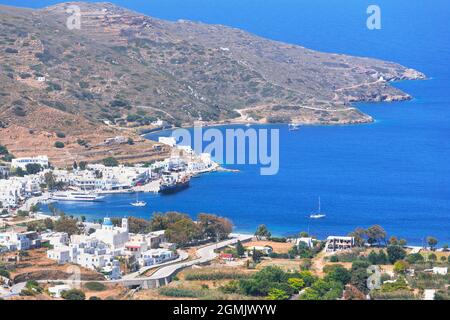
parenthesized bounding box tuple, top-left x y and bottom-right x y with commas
(350, 261, 370, 294)
(348, 227, 366, 247)
(0, 145, 8, 156)
(252, 248, 262, 263)
(389, 236, 398, 245)
(366, 225, 387, 246)
(387, 245, 406, 264)
(428, 253, 437, 262)
(25, 163, 42, 175)
(267, 288, 289, 300)
(102, 157, 119, 167)
(288, 277, 305, 291)
(427, 237, 438, 250)
(198, 213, 233, 241)
(405, 253, 424, 264)
(299, 231, 309, 238)
(165, 217, 201, 247)
(54, 216, 81, 236)
(44, 171, 56, 190)
(324, 265, 351, 285)
(393, 260, 409, 274)
(236, 240, 245, 257)
(79, 161, 88, 170)
(368, 250, 388, 265)
(255, 224, 271, 240)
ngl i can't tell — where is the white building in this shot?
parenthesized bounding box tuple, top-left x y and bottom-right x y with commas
(0, 231, 40, 251)
(41, 232, 69, 247)
(47, 246, 71, 264)
(90, 217, 129, 249)
(424, 267, 448, 275)
(11, 156, 49, 170)
(48, 285, 71, 298)
(0, 178, 25, 208)
(138, 249, 175, 267)
(325, 236, 355, 252)
(296, 237, 314, 249)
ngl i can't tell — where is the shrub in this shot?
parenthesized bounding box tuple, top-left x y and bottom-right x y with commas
(269, 237, 287, 243)
(102, 157, 119, 167)
(54, 141, 65, 149)
(5, 48, 18, 54)
(406, 253, 424, 264)
(184, 271, 250, 281)
(159, 287, 203, 298)
(61, 289, 86, 300)
(428, 253, 437, 262)
(84, 282, 106, 292)
(0, 268, 10, 279)
(13, 106, 26, 117)
(56, 132, 66, 138)
(329, 255, 339, 263)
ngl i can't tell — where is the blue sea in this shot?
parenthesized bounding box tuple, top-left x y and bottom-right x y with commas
(3, 0, 449, 245)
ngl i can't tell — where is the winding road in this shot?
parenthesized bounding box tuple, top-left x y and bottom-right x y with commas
(1, 233, 253, 297)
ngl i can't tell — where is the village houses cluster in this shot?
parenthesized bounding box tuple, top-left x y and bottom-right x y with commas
(45, 217, 176, 279)
(0, 145, 215, 210)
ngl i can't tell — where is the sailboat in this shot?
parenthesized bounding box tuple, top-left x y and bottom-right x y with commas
(130, 193, 147, 207)
(310, 197, 326, 219)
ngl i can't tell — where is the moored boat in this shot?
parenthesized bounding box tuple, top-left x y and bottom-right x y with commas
(51, 191, 104, 202)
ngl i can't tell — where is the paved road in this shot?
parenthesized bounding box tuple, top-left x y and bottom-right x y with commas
(121, 250, 189, 280)
(5, 234, 254, 293)
(148, 233, 253, 280)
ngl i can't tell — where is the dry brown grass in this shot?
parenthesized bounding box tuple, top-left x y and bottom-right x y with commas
(244, 240, 293, 254)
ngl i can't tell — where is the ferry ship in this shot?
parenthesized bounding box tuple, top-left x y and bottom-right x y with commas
(159, 174, 190, 194)
(51, 191, 105, 202)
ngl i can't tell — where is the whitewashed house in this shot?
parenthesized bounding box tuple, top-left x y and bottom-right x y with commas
(11, 156, 49, 170)
(325, 236, 355, 252)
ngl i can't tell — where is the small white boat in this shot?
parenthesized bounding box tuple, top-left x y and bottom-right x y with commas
(309, 197, 326, 219)
(131, 201, 147, 207)
(130, 193, 147, 207)
(289, 123, 300, 131)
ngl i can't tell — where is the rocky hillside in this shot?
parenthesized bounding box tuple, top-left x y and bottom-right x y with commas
(0, 2, 424, 165)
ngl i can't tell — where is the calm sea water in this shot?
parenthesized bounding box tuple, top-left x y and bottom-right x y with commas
(4, 0, 449, 244)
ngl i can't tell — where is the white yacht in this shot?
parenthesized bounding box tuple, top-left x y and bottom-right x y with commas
(51, 191, 105, 202)
(130, 193, 147, 207)
(289, 123, 300, 131)
(310, 197, 326, 219)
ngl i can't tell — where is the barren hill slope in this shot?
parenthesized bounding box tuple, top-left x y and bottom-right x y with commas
(0, 2, 424, 165)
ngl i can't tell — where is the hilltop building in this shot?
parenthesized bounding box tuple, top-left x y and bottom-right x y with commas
(325, 236, 355, 252)
(11, 156, 49, 170)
